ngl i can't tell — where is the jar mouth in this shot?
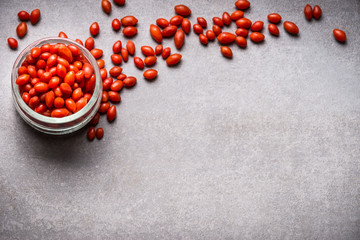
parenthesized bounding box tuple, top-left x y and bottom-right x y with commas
(11, 37, 102, 126)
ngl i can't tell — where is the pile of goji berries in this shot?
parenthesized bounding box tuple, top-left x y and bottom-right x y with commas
(9, 0, 348, 140)
(16, 43, 95, 118)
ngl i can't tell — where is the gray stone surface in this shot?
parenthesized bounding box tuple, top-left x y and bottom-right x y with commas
(1, 0, 360, 239)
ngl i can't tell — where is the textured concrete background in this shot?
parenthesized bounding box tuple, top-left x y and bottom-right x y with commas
(0, 0, 360, 239)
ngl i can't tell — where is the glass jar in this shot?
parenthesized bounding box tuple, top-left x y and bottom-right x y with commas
(11, 37, 102, 135)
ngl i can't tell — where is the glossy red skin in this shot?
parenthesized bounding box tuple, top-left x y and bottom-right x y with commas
(112, 18, 121, 31)
(68, 45, 80, 57)
(235, 28, 249, 37)
(87, 127, 96, 141)
(98, 102, 110, 114)
(103, 78, 113, 91)
(17, 22, 27, 38)
(111, 80, 123, 91)
(58, 31, 68, 38)
(304, 5, 313, 20)
(268, 24, 279, 36)
(75, 39, 83, 45)
(108, 91, 121, 102)
(150, 24, 163, 42)
(22, 93, 30, 104)
(45, 91, 55, 108)
(89, 22, 100, 36)
(18, 66, 28, 75)
(121, 48, 129, 62)
(235, 0, 250, 10)
(36, 60, 46, 69)
(100, 68, 107, 80)
(113, 40, 122, 53)
(109, 66, 123, 77)
(313, 5, 322, 20)
(40, 52, 51, 61)
(217, 32, 236, 44)
(35, 103, 47, 114)
(162, 47, 171, 59)
(206, 30, 216, 41)
(220, 46, 232, 58)
(174, 29, 185, 49)
(56, 64, 67, 78)
(95, 128, 104, 139)
(84, 95, 92, 104)
(126, 40, 135, 55)
(123, 77, 137, 87)
(107, 105, 116, 122)
(54, 97, 65, 108)
(141, 46, 155, 56)
(82, 63, 93, 78)
(102, 0, 111, 14)
(250, 32, 265, 42)
(236, 18, 252, 29)
(109, 66, 122, 77)
(30, 9, 41, 24)
(114, 0, 125, 5)
(284, 21, 299, 35)
(75, 97, 88, 112)
(212, 25, 222, 36)
(134, 57, 145, 69)
(143, 69, 158, 80)
(22, 92, 31, 104)
(212, 17, 224, 27)
(230, 10, 244, 21)
(117, 74, 127, 81)
(75, 71, 85, 82)
(199, 34, 208, 45)
(170, 15, 183, 26)
(18, 11, 30, 21)
(29, 96, 40, 108)
(155, 45, 163, 55)
(268, 13, 282, 23)
(162, 25, 178, 37)
(49, 76, 60, 88)
(60, 82, 72, 95)
(51, 108, 70, 118)
(101, 91, 109, 102)
(156, 18, 169, 28)
(144, 56, 157, 66)
(72, 88, 83, 102)
(251, 21, 264, 32)
(97, 59, 105, 68)
(64, 71, 75, 85)
(8, 38, 18, 49)
(123, 26, 137, 37)
(121, 16, 138, 26)
(166, 54, 182, 66)
(197, 17, 207, 28)
(181, 18, 191, 34)
(111, 54, 123, 65)
(222, 12, 231, 26)
(65, 98, 76, 112)
(174, 4, 191, 17)
(235, 36, 247, 48)
(333, 29, 346, 42)
(85, 37, 95, 51)
(16, 74, 30, 85)
(90, 48, 103, 59)
(193, 24, 204, 34)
